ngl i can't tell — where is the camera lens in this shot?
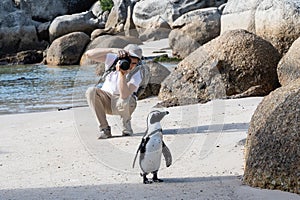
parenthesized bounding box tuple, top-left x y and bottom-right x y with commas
(119, 59, 130, 70)
(119, 56, 131, 70)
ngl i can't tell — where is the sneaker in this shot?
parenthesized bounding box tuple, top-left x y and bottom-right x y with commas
(122, 129, 133, 136)
(98, 126, 112, 139)
(122, 120, 133, 136)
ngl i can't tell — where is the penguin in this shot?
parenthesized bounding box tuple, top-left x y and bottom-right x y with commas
(132, 110, 172, 184)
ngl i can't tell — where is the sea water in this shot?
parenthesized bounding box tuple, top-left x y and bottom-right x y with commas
(0, 64, 98, 114)
(0, 62, 177, 115)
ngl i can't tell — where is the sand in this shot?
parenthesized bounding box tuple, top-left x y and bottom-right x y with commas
(0, 96, 299, 200)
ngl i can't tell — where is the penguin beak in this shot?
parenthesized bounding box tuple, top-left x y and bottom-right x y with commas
(162, 111, 169, 118)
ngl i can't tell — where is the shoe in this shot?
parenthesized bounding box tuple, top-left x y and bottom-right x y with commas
(98, 126, 112, 139)
(122, 130, 133, 136)
(122, 120, 133, 136)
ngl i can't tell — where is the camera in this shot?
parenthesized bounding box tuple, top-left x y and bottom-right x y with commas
(118, 56, 131, 70)
(105, 55, 131, 76)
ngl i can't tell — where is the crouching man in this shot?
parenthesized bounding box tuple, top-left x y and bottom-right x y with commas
(85, 44, 143, 139)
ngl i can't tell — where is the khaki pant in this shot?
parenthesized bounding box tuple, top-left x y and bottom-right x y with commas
(85, 87, 137, 131)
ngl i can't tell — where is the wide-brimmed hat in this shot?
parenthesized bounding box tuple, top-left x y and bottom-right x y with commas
(124, 44, 143, 60)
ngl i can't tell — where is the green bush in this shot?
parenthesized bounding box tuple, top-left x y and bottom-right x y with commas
(99, 0, 114, 12)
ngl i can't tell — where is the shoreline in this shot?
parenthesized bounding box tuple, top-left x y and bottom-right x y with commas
(1, 96, 299, 199)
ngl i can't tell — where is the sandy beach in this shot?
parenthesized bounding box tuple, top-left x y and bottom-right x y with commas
(0, 96, 299, 200)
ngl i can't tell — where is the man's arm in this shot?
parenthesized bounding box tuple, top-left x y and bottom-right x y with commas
(84, 48, 119, 62)
(118, 72, 137, 99)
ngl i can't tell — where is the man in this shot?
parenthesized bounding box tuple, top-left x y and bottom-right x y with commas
(85, 44, 143, 139)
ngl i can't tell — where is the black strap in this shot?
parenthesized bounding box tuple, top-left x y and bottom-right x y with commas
(96, 57, 119, 85)
(145, 128, 162, 138)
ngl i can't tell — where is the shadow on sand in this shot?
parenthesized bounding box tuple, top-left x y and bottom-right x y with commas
(133, 122, 249, 137)
(1, 175, 298, 200)
(0, 176, 242, 200)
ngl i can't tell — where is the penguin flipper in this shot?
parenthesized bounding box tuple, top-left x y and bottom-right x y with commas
(162, 141, 172, 167)
(132, 150, 139, 169)
(132, 139, 143, 168)
(133, 137, 149, 168)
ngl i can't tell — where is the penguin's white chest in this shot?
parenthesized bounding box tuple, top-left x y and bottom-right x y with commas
(140, 134, 163, 173)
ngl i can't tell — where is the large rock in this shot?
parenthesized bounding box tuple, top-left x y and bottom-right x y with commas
(132, 0, 173, 40)
(18, 0, 96, 21)
(244, 79, 300, 194)
(90, 1, 103, 17)
(46, 32, 90, 65)
(0, 0, 47, 57)
(277, 37, 300, 86)
(124, 1, 139, 38)
(169, 30, 200, 58)
(255, 0, 300, 55)
(169, 7, 221, 58)
(140, 61, 171, 99)
(159, 29, 281, 106)
(137, 16, 171, 41)
(105, 0, 131, 30)
(133, 0, 227, 41)
(0, 50, 43, 65)
(37, 21, 51, 42)
(221, 0, 300, 55)
(221, 0, 259, 33)
(49, 11, 103, 42)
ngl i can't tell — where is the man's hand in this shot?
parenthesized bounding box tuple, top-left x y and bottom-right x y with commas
(116, 50, 131, 75)
(117, 50, 129, 58)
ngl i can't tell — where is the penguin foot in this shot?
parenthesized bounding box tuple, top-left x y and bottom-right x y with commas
(142, 173, 152, 184)
(152, 172, 163, 183)
(143, 179, 153, 184)
(152, 178, 163, 183)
